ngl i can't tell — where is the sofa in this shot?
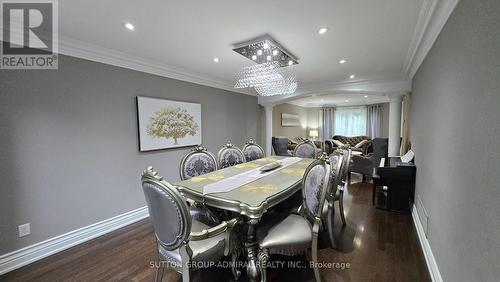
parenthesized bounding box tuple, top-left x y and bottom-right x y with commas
(328, 135, 372, 154)
(287, 137, 322, 151)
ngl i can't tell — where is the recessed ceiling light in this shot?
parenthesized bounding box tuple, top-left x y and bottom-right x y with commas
(288, 60, 293, 66)
(339, 59, 347, 64)
(251, 55, 257, 60)
(349, 74, 355, 79)
(345, 100, 349, 102)
(124, 22, 134, 31)
(318, 27, 328, 34)
(364, 95, 368, 98)
(272, 49, 278, 56)
(257, 50, 263, 56)
(213, 57, 219, 63)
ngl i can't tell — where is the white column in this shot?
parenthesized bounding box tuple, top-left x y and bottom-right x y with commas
(388, 95, 403, 157)
(264, 105, 273, 156)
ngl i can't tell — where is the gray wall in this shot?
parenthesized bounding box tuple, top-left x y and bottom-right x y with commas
(272, 103, 309, 138)
(0, 55, 261, 255)
(410, 0, 500, 281)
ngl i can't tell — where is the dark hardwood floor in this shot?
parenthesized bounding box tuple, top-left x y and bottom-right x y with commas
(1, 176, 430, 282)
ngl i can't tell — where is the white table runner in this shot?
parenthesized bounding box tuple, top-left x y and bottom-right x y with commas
(203, 157, 303, 195)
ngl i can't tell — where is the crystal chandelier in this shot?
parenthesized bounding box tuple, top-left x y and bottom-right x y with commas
(234, 62, 298, 96)
(233, 36, 299, 96)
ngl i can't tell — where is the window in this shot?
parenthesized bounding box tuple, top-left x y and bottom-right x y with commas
(334, 106, 367, 136)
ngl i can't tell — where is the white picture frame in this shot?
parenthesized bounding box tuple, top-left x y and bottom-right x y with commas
(137, 96, 202, 151)
(281, 113, 300, 127)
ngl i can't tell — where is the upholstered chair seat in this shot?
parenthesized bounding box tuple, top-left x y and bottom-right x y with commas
(242, 139, 265, 161)
(256, 213, 312, 255)
(217, 142, 246, 168)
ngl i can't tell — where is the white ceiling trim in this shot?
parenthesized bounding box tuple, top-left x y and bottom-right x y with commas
(402, 0, 460, 78)
(258, 77, 411, 105)
(57, 35, 255, 96)
(51, 0, 456, 99)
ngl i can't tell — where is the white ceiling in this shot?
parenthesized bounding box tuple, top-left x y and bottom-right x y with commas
(58, 0, 424, 95)
(288, 93, 389, 108)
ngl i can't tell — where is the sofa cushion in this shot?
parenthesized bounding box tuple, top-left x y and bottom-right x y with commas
(332, 140, 345, 147)
(354, 139, 369, 148)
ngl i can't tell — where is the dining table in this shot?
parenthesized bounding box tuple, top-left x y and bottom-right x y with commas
(174, 155, 315, 282)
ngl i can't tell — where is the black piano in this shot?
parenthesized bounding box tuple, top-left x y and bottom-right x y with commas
(372, 157, 416, 213)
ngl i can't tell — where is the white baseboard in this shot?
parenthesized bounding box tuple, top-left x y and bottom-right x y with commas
(412, 205, 443, 282)
(0, 206, 149, 275)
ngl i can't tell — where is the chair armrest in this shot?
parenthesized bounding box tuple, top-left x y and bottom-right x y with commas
(189, 218, 240, 241)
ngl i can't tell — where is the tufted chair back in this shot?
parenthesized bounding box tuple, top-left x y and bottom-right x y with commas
(242, 139, 265, 161)
(293, 140, 317, 159)
(142, 167, 191, 251)
(327, 150, 344, 196)
(179, 145, 218, 180)
(217, 142, 246, 169)
(302, 154, 331, 220)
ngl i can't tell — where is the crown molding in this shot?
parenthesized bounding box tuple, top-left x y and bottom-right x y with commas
(403, 0, 460, 78)
(258, 77, 411, 106)
(57, 35, 255, 96)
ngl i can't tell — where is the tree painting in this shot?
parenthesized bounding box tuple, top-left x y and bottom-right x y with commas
(146, 106, 199, 145)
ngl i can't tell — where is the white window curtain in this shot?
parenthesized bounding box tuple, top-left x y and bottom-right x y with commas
(334, 106, 367, 136)
(319, 108, 335, 140)
(366, 104, 384, 138)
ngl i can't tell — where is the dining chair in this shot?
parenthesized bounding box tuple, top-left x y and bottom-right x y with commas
(179, 145, 218, 181)
(141, 167, 241, 282)
(242, 139, 265, 161)
(323, 139, 335, 155)
(217, 142, 246, 169)
(322, 150, 344, 246)
(293, 139, 317, 159)
(179, 145, 221, 225)
(256, 154, 331, 282)
(336, 147, 352, 226)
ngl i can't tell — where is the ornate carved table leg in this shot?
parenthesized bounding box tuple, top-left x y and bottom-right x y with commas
(245, 218, 261, 282)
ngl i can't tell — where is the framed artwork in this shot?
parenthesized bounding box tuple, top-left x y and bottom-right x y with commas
(281, 113, 300, 127)
(137, 96, 202, 151)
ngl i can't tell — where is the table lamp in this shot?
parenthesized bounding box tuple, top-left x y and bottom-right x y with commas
(309, 129, 318, 140)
